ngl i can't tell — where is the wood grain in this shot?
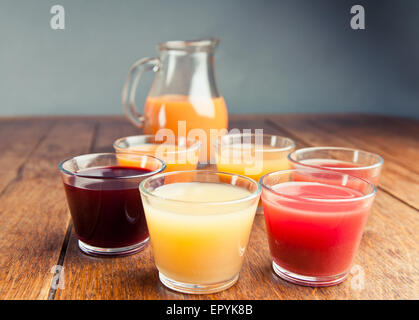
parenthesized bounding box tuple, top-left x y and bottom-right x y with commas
(0, 118, 51, 194)
(0, 119, 96, 299)
(310, 114, 419, 172)
(55, 194, 419, 300)
(267, 114, 419, 209)
(0, 115, 417, 300)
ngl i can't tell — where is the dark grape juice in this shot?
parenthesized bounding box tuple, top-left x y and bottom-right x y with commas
(63, 166, 151, 249)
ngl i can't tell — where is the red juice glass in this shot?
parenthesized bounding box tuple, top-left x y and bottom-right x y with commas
(260, 168, 376, 286)
(59, 153, 165, 256)
(288, 147, 384, 185)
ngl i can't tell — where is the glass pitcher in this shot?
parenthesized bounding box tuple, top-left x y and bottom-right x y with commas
(122, 38, 228, 163)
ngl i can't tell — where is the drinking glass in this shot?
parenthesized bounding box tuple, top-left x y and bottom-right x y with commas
(59, 153, 165, 256)
(214, 133, 296, 183)
(260, 167, 376, 286)
(288, 147, 384, 185)
(113, 135, 200, 172)
(139, 170, 261, 293)
(214, 133, 295, 213)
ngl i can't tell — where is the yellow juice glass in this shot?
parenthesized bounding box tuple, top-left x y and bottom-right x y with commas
(139, 170, 261, 294)
(214, 134, 296, 182)
(214, 133, 295, 213)
(113, 135, 200, 172)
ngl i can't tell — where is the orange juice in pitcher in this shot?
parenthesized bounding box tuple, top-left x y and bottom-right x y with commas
(122, 39, 228, 162)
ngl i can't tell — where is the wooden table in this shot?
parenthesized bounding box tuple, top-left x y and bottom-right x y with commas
(0, 114, 418, 300)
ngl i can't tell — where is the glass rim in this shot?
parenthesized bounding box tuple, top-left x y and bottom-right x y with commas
(214, 133, 296, 153)
(58, 152, 166, 180)
(113, 135, 201, 155)
(158, 38, 219, 52)
(139, 170, 262, 206)
(288, 146, 384, 170)
(259, 168, 377, 203)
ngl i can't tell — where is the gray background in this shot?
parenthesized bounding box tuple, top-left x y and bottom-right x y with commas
(0, 0, 418, 117)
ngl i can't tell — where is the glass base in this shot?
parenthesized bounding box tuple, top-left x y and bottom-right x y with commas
(272, 261, 348, 287)
(159, 272, 239, 294)
(78, 238, 149, 257)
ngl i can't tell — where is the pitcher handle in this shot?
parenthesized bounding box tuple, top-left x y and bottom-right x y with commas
(122, 57, 160, 128)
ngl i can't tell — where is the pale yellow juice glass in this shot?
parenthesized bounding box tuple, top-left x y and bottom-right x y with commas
(214, 134, 296, 182)
(214, 134, 295, 212)
(139, 170, 261, 294)
(113, 135, 200, 172)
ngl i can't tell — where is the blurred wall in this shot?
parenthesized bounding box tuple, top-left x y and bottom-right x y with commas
(0, 0, 418, 117)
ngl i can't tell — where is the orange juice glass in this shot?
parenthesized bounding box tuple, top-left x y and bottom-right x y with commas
(113, 135, 200, 172)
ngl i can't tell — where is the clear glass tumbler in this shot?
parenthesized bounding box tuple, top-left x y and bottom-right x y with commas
(139, 170, 261, 294)
(260, 167, 376, 286)
(214, 133, 296, 186)
(214, 133, 295, 212)
(59, 153, 165, 256)
(113, 135, 200, 172)
(288, 147, 384, 185)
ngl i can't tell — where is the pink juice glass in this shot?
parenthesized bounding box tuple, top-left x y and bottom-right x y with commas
(288, 147, 384, 185)
(260, 167, 376, 286)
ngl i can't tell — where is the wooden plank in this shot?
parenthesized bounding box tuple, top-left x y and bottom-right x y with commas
(0, 119, 96, 299)
(54, 194, 419, 300)
(306, 114, 419, 173)
(229, 114, 307, 146)
(55, 115, 418, 299)
(55, 118, 176, 300)
(0, 119, 51, 194)
(267, 115, 419, 209)
(91, 117, 141, 153)
(252, 190, 419, 300)
(0, 114, 412, 299)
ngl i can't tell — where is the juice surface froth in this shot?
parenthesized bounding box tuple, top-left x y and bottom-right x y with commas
(153, 182, 251, 204)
